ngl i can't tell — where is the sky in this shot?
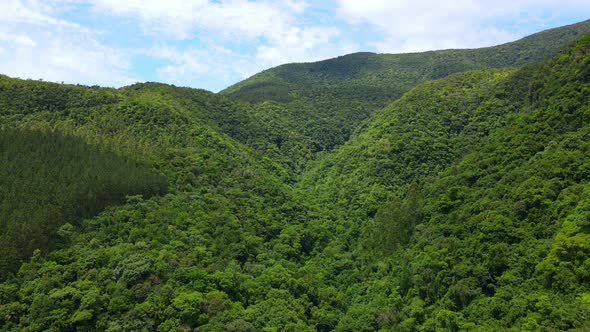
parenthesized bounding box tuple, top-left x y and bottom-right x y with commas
(0, 1, 588, 92)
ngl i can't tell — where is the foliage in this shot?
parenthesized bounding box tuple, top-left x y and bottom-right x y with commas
(220, 20, 590, 163)
(1, 24, 590, 332)
(0, 128, 166, 278)
(298, 33, 590, 330)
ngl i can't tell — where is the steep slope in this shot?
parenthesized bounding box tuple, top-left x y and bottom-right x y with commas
(0, 128, 166, 278)
(297, 33, 590, 330)
(224, 20, 590, 104)
(0, 77, 314, 330)
(119, 82, 313, 181)
(300, 67, 527, 223)
(220, 20, 590, 162)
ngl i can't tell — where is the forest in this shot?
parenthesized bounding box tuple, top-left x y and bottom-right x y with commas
(0, 20, 590, 331)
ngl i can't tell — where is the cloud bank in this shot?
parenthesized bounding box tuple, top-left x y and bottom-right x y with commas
(0, 0, 587, 91)
(335, 0, 590, 53)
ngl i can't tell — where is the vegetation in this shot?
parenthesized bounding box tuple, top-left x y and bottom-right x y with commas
(224, 19, 590, 104)
(1, 23, 590, 331)
(221, 20, 590, 164)
(298, 32, 590, 331)
(0, 128, 166, 278)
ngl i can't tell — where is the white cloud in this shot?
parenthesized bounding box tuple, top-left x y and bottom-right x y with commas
(255, 26, 357, 67)
(150, 46, 211, 81)
(335, 0, 590, 53)
(0, 31, 36, 47)
(92, 0, 356, 89)
(0, 0, 136, 86)
(0, 0, 89, 30)
(147, 42, 262, 91)
(1, 0, 586, 90)
(91, 0, 305, 40)
(1, 0, 351, 90)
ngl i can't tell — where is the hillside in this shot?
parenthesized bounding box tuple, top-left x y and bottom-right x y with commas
(0, 24, 589, 332)
(0, 75, 308, 277)
(220, 20, 590, 164)
(0, 73, 318, 331)
(0, 128, 166, 278)
(297, 33, 590, 331)
(224, 20, 590, 103)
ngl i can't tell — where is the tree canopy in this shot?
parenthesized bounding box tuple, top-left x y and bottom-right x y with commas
(1, 23, 590, 332)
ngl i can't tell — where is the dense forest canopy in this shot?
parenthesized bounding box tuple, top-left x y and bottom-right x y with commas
(0, 128, 167, 279)
(1, 20, 590, 331)
(220, 19, 590, 166)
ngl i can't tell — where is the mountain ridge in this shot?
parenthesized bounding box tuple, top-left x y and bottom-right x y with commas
(212, 19, 590, 171)
(222, 19, 590, 102)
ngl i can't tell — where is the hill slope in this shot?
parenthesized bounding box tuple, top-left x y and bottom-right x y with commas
(0, 75, 308, 278)
(220, 20, 590, 162)
(1, 24, 590, 332)
(0, 74, 318, 331)
(0, 128, 166, 278)
(224, 20, 590, 104)
(297, 33, 590, 330)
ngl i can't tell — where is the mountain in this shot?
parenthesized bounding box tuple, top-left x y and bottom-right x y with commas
(220, 20, 590, 164)
(224, 19, 590, 104)
(1, 22, 590, 331)
(0, 73, 316, 331)
(297, 33, 590, 331)
(0, 127, 166, 278)
(0, 76, 307, 277)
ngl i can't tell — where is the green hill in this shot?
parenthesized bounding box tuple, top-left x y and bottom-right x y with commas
(1, 22, 590, 332)
(0, 75, 306, 278)
(0, 72, 317, 331)
(0, 128, 166, 278)
(297, 33, 590, 330)
(220, 20, 590, 162)
(224, 20, 590, 104)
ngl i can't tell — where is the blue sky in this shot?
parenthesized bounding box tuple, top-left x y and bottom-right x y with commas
(0, 1, 588, 92)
